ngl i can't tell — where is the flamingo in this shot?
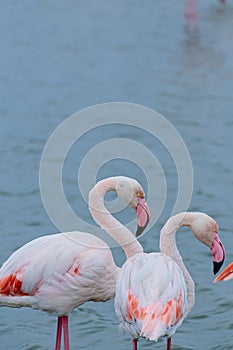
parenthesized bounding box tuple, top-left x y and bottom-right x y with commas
(0, 176, 150, 350)
(184, 0, 226, 30)
(114, 212, 225, 350)
(184, 0, 199, 30)
(214, 261, 233, 282)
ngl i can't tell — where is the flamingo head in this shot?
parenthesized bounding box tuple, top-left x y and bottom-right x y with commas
(189, 213, 226, 274)
(115, 177, 151, 237)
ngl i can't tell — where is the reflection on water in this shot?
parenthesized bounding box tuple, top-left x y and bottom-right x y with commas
(0, 0, 233, 349)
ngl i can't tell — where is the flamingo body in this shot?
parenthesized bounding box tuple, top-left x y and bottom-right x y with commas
(114, 212, 225, 349)
(0, 232, 118, 314)
(0, 176, 150, 350)
(184, 0, 226, 30)
(115, 252, 188, 341)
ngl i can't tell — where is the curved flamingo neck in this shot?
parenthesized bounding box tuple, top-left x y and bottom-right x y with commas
(159, 212, 195, 315)
(88, 177, 143, 259)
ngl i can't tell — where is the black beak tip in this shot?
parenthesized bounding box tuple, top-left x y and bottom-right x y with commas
(213, 259, 225, 275)
(136, 225, 145, 237)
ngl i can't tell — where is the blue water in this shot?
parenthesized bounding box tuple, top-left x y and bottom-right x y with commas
(1, 1, 233, 349)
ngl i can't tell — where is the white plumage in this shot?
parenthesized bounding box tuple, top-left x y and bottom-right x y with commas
(0, 232, 117, 314)
(0, 177, 150, 350)
(114, 212, 225, 350)
(115, 253, 187, 342)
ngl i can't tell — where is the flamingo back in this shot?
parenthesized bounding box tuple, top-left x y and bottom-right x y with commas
(0, 232, 118, 314)
(114, 252, 188, 341)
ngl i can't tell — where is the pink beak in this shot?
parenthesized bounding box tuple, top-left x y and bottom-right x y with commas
(211, 234, 226, 275)
(135, 198, 151, 237)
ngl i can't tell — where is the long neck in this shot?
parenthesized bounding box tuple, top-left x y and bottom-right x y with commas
(159, 212, 195, 315)
(88, 177, 143, 259)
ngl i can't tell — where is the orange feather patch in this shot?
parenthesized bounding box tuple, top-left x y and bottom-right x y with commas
(0, 274, 29, 296)
(160, 292, 183, 325)
(126, 291, 146, 321)
(126, 291, 183, 326)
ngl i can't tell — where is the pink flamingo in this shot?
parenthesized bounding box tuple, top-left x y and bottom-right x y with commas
(0, 176, 150, 350)
(184, 0, 226, 29)
(214, 261, 233, 282)
(115, 212, 225, 350)
(185, 0, 199, 30)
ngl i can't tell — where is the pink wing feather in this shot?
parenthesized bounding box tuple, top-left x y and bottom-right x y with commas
(115, 252, 188, 341)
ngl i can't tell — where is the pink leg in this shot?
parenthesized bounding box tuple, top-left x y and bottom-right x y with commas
(167, 337, 172, 350)
(133, 338, 137, 350)
(62, 316, 70, 350)
(184, 0, 198, 30)
(54, 317, 63, 350)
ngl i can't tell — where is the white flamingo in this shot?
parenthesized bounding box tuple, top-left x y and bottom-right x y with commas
(0, 176, 150, 350)
(115, 212, 225, 350)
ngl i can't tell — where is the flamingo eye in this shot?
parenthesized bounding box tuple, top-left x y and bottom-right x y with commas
(136, 191, 144, 198)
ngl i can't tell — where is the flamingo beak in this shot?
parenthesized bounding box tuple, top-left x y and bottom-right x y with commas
(135, 198, 151, 237)
(213, 261, 224, 275)
(210, 235, 226, 275)
(214, 262, 233, 282)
